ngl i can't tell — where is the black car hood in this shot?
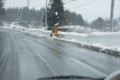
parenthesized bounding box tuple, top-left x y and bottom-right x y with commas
(38, 75, 105, 80)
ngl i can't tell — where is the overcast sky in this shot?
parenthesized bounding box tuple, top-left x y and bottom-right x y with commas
(4, 0, 120, 22)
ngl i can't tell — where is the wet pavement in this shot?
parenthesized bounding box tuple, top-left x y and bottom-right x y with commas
(0, 29, 120, 80)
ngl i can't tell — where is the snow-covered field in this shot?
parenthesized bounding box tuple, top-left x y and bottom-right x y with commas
(2, 24, 120, 52)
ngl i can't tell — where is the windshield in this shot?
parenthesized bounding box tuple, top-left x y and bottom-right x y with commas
(0, 0, 120, 80)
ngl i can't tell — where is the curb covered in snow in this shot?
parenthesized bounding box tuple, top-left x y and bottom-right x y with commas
(3, 26, 120, 57)
(23, 31, 120, 57)
(53, 38, 120, 57)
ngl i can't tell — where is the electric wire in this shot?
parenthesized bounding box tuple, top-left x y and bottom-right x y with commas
(65, 0, 97, 10)
(65, 0, 92, 8)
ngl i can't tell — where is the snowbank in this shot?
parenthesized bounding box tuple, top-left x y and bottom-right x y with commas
(2, 25, 120, 53)
(59, 25, 98, 33)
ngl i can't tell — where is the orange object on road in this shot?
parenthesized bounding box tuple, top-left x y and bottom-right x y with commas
(50, 26, 59, 37)
(52, 26, 58, 34)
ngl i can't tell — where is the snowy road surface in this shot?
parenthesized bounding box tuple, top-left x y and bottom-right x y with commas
(0, 29, 120, 80)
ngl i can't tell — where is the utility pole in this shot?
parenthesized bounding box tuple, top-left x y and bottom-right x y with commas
(45, 0, 48, 29)
(110, 0, 115, 32)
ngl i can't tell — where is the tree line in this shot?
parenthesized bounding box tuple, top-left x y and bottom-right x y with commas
(0, 0, 119, 31)
(0, 7, 85, 28)
(45, 0, 85, 30)
(1, 7, 45, 27)
(90, 17, 119, 31)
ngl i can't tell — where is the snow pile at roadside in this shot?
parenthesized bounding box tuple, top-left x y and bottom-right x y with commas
(2, 24, 28, 30)
(27, 27, 120, 52)
(2, 25, 120, 52)
(59, 25, 98, 33)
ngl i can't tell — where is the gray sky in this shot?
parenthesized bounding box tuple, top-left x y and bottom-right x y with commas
(4, 0, 120, 22)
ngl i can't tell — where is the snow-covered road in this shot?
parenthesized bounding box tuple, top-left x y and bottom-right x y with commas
(0, 29, 120, 80)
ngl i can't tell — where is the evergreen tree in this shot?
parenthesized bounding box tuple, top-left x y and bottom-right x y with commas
(47, 0, 65, 29)
(91, 17, 105, 30)
(65, 10, 84, 26)
(2, 7, 85, 28)
(3, 7, 45, 27)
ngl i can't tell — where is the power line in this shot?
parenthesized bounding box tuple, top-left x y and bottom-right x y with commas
(65, 0, 85, 5)
(65, 0, 92, 8)
(65, 0, 97, 10)
(64, 0, 76, 4)
(75, 0, 97, 9)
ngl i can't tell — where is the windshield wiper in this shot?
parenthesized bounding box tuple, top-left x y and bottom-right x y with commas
(38, 75, 105, 80)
